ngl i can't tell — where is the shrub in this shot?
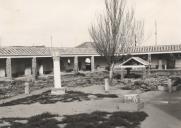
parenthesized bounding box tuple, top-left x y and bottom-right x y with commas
(74, 72, 86, 77)
(113, 74, 121, 79)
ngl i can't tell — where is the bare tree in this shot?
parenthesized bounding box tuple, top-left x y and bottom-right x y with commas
(89, 0, 144, 81)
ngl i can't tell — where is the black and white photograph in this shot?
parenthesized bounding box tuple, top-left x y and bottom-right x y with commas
(0, 0, 181, 127)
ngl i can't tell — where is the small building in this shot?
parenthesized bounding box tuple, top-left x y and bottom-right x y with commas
(117, 57, 150, 78)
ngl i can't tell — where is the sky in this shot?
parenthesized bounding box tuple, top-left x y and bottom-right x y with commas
(0, 0, 181, 47)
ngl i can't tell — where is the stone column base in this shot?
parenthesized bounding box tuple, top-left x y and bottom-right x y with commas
(51, 87, 66, 95)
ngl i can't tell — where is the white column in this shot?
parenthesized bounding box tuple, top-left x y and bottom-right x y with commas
(32, 57, 37, 79)
(53, 56, 61, 88)
(6, 57, 12, 79)
(91, 56, 95, 72)
(39, 65, 44, 75)
(74, 56, 78, 72)
(158, 59, 162, 70)
(25, 67, 31, 76)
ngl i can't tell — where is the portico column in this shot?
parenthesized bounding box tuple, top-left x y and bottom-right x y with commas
(158, 59, 162, 70)
(0, 59, 6, 77)
(91, 56, 95, 72)
(6, 57, 12, 79)
(74, 56, 78, 72)
(32, 57, 37, 79)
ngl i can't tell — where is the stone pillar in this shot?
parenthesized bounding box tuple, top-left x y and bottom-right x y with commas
(24, 82, 30, 94)
(53, 56, 61, 88)
(158, 59, 162, 70)
(32, 57, 37, 79)
(74, 56, 78, 72)
(39, 64, 44, 75)
(91, 56, 95, 72)
(6, 57, 12, 79)
(51, 56, 65, 95)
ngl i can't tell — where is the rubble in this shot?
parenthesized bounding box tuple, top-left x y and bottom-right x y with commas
(1, 71, 181, 100)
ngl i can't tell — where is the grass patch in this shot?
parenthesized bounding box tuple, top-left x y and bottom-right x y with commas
(0, 111, 148, 128)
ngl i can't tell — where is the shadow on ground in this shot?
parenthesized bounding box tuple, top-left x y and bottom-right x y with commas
(0, 91, 118, 107)
(150, 89, 181, 121)
(0, 111, 148, 128)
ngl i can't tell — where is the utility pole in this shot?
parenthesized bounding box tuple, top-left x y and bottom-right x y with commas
(155, 20, 158, 46)
(135, 34, 137, 47)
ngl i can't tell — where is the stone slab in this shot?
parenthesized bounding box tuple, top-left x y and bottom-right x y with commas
(51, 87, 66, 95)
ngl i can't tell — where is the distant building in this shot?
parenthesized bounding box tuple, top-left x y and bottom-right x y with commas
(0, 42, 181, 79)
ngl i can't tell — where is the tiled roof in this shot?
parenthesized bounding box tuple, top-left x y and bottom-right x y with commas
(0, 47, 51, 56)
(1, 43, 181, 57)
(122, 44, 181, 54)
(59, 48, 97, 55)
(0, 46, 97, 57)
(76, 42, 181, 54)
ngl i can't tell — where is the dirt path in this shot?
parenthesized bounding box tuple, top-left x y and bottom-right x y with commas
(0, 98, 138, 118)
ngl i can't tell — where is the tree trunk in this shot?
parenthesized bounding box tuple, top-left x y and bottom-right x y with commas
(109, 63, 114, 85)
